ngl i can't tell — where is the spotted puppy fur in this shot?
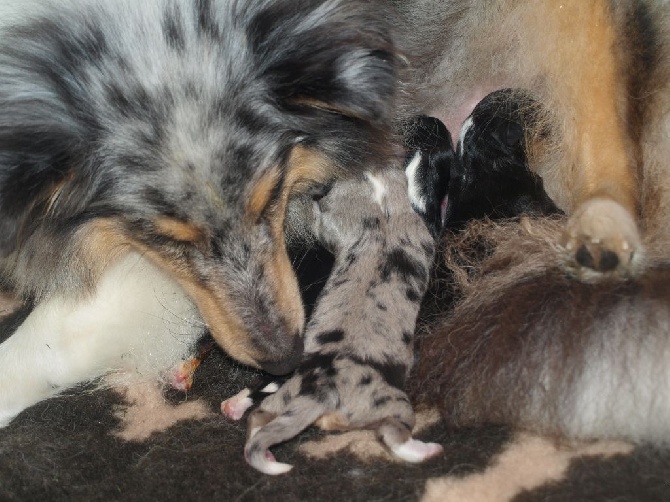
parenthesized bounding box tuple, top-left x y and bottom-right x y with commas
(231, 167, 441, 475)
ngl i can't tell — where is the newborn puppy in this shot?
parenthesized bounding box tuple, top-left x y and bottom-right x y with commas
(225, 167, 442, 475)
(447, 89, 560, 226)
(403, 115, 454, 237)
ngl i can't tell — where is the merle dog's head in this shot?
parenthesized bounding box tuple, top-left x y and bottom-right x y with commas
(0, 0, 399, 374)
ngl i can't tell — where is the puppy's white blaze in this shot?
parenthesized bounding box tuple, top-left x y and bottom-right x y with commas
(0, 252, 203, 426)
(391, 438, 444, 463)
(404, 151, 427, 213)
(458, 116, 474, 155)
(365, 172, 387, 208)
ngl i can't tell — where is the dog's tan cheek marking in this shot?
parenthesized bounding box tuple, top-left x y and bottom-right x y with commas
(246, 165, 283, 223)
(262, 147, 337, 332)
(79, 219, 134, 284)
(536, 1, 638, 214)
(180, 284, 262, 367)
(284, 146, 335, 196)
(153, 217, 205, 243)
(243, 147, 337, 340)
(115, 238, 262, 368)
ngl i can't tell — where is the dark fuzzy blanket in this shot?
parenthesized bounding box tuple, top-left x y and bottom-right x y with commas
(1, 344, 668, 501)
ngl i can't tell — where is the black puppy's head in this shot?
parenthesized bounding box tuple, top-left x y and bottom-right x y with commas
(448, 89, 560, 226)
(403, 116, 454, 237)
(0, 0, 399, 374)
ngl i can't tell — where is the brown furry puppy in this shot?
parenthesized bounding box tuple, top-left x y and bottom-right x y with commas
(391, 0, 670, 278)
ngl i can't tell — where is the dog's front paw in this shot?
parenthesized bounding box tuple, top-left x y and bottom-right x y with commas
(561, 198, 643, 277)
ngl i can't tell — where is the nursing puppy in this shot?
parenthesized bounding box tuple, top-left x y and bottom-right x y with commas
(226, 167, 442, 475)
(392, 0, 670, 278)
(0, 0, 399, 425)
(414, 89, 670, 445)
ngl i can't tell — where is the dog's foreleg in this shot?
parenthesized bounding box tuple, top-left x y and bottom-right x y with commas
(527, 2, 642, 276)
(0, 252, 204, 426)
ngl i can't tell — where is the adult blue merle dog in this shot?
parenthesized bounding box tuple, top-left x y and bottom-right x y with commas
(0, 0, 399, 426)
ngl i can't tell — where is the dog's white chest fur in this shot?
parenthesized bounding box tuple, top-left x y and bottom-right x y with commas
(0, 252, 203, 426)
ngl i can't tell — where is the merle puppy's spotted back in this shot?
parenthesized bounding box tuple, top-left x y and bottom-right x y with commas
(243, 167, 443, 475)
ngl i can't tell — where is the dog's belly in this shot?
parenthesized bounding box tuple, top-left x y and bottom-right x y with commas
(429, 84, 503, 140)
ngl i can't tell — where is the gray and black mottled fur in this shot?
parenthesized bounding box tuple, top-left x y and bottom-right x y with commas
(0, 0, 400, 424)
(243, 168, 442, 475)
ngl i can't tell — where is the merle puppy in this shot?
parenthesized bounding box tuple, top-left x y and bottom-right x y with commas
(224, 167, 443, 475)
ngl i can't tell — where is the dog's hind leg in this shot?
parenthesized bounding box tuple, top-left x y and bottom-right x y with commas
(0, 252, 203, 426)
(376, 416, 443, 463)
(245, 397, 329, 475)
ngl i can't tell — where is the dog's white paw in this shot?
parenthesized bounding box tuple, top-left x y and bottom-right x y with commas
(391, 438, 444, 463)
(561, 198, 643, 277)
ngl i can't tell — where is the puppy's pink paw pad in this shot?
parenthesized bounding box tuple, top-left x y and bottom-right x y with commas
(220, 388, 253, 420)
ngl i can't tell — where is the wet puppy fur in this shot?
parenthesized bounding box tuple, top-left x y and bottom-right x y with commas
(391, 0, 670, 279)
(243, 168, 441, 475)
(0, 0, 402, 424)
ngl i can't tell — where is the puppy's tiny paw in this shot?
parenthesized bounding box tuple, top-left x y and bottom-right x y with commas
(221, 388, 253, 420)
(391, 438, 444, 463)
(561, 198, 643, 277)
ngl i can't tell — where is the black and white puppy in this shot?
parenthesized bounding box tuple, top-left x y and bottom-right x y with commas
(448, 89, 560, 226)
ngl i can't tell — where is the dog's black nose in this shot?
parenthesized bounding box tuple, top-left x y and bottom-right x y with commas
(260, 335, 304, 375)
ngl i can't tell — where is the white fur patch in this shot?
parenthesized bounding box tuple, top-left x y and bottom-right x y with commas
(251, 455, 293, 476)
(0, 252, 204, 426)
(365, 172, 388, 208)
(458, 116, 474, 155)
(405, 151, 427, 213)
(391, 438, 443, 463)
(261, 382, 280, 394)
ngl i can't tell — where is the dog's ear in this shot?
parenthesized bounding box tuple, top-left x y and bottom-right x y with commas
(0, 38, 91, 258)
(0, 124, 81, 257)
(249, 0, 398, 127)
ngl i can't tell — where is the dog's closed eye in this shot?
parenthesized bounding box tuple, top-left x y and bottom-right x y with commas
(309, 183, 333, 202)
